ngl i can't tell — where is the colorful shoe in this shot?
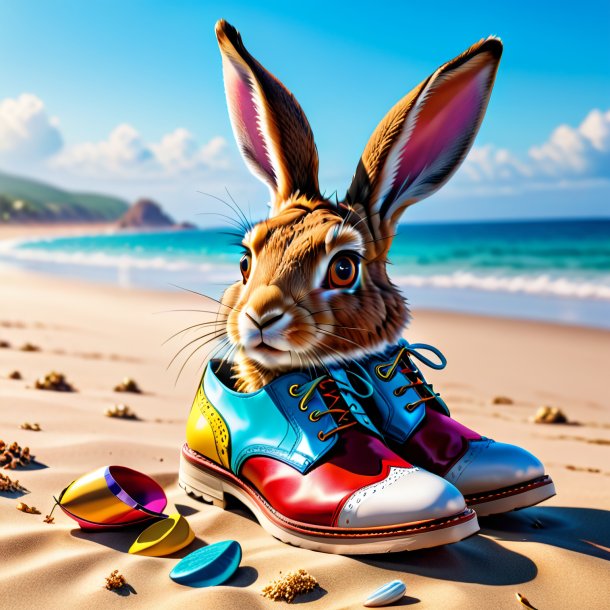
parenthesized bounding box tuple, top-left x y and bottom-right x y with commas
(354, 340, 556, 517)
(179, 362, 479, 554)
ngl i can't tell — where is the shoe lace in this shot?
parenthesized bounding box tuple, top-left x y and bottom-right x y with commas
(288, 372, 373, 442)
(374, 342, 447, 412)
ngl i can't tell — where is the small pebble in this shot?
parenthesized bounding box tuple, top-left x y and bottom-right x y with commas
(34, 371, 75, 392)
(114, 377, 142, 393)
(19, 422, 42, 431)
(16, 502, 40, 514)
(0, 340, 10, 348)
(8, 370, 22, 380)
(20, 342, 40, 352)
(492, 395, 513, 405)
(531, 406, 568, 424)
(105, 404, 139, 420)
(364, 580, 406, 607)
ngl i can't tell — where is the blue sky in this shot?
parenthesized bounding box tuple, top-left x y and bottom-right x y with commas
(0, 0, 609, 223)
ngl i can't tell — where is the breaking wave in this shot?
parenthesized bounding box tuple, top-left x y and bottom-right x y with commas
(393, 271, 610, 300)
(3, 242, 609, 301)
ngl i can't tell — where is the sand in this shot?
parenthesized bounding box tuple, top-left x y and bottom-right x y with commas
(0, 261, 609, 609)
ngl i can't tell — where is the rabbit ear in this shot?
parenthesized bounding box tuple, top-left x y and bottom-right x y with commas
(216, 20, 320, 214)
(346, 37, 502, 253)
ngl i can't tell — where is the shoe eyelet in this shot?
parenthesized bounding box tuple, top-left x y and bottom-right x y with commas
(375, 363, 394, 380)
(309, 410, 321, 422)
(288, 384, 300, 397)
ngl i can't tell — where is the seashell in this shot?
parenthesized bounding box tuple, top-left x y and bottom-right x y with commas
(364, 580, 406, 607)
(129, 512, 194, 557)
(57, 465, 167, 529)
(170, 540, 242, 587)
(516, 592, 537, 609)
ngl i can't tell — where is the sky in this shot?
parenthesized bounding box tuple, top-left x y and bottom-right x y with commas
(0, 0, 609, 224)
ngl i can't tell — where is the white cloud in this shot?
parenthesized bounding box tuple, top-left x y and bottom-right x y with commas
(462, 145, 533, 183)
(529, 108, 610, 178)
(151, 129, 229, 173)
(0, 93, 63, 163)
(51, 124, 230, 178)
(0, 92, 231, 180)
(456, 108, 610, 194)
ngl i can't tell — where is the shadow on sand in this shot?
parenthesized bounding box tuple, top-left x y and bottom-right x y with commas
(479, 505, 610, 561)
(71, 495, 609, 591)
(360, 533, 537, 585)
(361, 505, 610, 586)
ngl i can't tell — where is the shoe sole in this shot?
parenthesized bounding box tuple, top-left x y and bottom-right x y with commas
(465, 475, 556, 517)
(179, 444, 479, 554)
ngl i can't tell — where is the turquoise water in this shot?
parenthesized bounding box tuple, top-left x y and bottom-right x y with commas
(2, 219, 609, 327)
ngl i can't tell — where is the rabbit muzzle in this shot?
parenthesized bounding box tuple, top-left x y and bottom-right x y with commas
(236, 285, 301, 367)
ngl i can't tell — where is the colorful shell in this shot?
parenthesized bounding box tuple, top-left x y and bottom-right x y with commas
(169, 540, 242, 588)
(128, 513, 194, 557)
(364, 580, 406, 607)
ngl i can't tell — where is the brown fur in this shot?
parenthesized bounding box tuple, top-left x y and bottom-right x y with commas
(221, 198, 408, 391)
(213, 21, 502, 391)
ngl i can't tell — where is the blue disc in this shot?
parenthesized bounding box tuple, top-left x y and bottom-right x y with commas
(169, 540, 242, 588)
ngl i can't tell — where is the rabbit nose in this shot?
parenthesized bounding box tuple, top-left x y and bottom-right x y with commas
(245, 308, 285, 330)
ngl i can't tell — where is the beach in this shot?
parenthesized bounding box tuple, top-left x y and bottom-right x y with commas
(1, 239, 609, 609)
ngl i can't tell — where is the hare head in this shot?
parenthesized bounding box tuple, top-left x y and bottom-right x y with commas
(214, 20, 502, 392)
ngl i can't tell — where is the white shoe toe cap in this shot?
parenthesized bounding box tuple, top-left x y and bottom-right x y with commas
(446, 439, 545, 496)
(336, 466, 466, 528)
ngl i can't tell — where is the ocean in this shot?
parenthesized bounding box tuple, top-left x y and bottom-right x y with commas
(2, 218, 609, 329)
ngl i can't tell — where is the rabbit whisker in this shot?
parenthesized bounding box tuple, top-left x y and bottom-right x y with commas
(225, 187, 255, 232)
(163, 320, 228, 345)
(196, 190, 253, 233)
(195, 211, 249, 234)
(316, 327, 363, 350)
(154, 309, 230, 316)
(169, 284, 242, 313)
(167, 329, 228, 371)
(175, 333, 229, 386)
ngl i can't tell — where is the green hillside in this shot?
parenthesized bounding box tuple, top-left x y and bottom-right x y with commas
(0, 170, 128, 223)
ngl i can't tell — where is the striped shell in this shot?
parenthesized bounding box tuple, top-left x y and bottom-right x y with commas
(364, 580, 407, 607)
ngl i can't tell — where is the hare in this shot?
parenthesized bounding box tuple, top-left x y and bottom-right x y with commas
(213, 20, 502, 392)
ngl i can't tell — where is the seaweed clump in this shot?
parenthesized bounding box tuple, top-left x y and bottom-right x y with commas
(0, 441, 32, 469)
(35, 371, 75, 392)
(113, 377, 141, 394)
(262, 569, 318, 603)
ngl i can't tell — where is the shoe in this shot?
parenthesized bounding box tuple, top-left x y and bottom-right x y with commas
(354, 340, 556, 517)
(179, 361, 478, 554)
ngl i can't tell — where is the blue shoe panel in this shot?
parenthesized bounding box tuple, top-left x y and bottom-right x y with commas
(356, 339, 450, 444)
(202, 366, 338, 474)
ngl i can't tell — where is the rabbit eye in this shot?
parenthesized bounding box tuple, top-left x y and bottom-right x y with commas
(326, 253, 359, 290)
(239, 253, 252, 283)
